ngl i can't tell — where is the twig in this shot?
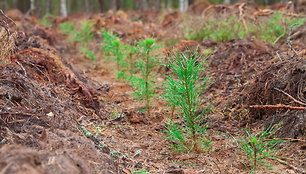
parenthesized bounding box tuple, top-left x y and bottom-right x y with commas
(19, 57, 51, 83)
(0, 111, 33, 117)
(275, 51, 282, 62)
(16, 61, 27, 77)
(0, 9, 16, 27)
(264, 138, 306, 142)
(273, 33, 285, 45)
(286, 24, 300, 58)
(249, 104, 306, 110)
(279, 11, 306, 18)
(274, 88, 306, 106)
(122, 169, 132, 174)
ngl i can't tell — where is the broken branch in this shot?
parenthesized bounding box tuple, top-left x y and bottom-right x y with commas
(249, 104, 306, 110)
(274, 88, 306, 106)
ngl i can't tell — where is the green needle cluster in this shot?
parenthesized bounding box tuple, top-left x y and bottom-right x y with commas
(237, 117, 287, 173)
(131, 38, 158, 115)
(59, 21, 96, 63)
(164, 49, 212, 153)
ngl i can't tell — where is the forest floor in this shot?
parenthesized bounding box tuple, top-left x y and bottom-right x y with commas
(0, 2, 305, 174)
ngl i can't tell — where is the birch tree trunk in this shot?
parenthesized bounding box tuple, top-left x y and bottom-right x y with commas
(224, 0, 231, 4)
(112, 0, 117, 11)
(180, 0, 183, 11)
(98, 0, 103, 12)
(179, 0, 188, 12)
(30, 0, 35, 11)
(166, 0, 171, 10)
(36, 0, 41, 17)
(46, 0, 51, 14)
(118, 0, 124, 9)
(0, 0, 8, 10)
(83, 0, 89, 13)
(67, 0, 71, 15)
(60, 0, 67, 17)
(155, 0, 162, 10)
(89, 0, 96, 13)
(135, 0, 147, 10)
(141, 0, 148, 10)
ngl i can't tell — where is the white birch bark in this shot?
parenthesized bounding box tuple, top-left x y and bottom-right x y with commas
(60, 0, 67, 17)
(179, 0, 188, 12)
(142, 0, 148, 10)
(224, 0, 231, 4)
(30, 0, 35, 10)
(46, 0, 51, 13)
(112, 0, 117, 11)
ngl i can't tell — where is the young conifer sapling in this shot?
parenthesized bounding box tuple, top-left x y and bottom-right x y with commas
(164, 49, 212, 153)
(131, 38, 157, 115)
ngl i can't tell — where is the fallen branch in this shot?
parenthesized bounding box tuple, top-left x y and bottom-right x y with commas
(274, 88, 306, 106)
(122, 169, 132, 174)
(249, 104, 306, 110)
(0, 111, 34, 117)
(16, 61, 27, 77)
(264, 138, 306, 142)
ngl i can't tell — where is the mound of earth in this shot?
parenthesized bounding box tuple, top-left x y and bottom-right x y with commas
(0, 22, 117, 173)
(201, 38, 275, 120)
(247, 56, 306, 138)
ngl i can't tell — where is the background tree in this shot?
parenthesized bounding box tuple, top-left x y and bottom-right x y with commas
(83, 0, 89, 13)
(60, 0, 67, 17)
(30, 0, 35, 11)
(179, 0, 188, 12)
(224, 0, 231, 4)
(46, 0, 52, 14)
(0, 0, 294, 17)
(112, 0, 117, 11)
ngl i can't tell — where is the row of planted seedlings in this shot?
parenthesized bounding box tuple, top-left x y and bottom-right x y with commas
(100, 30, 288, 173)
(100, 30, 158, 115)
(59, 21, 96, 62)
(58, 21, 290, 173)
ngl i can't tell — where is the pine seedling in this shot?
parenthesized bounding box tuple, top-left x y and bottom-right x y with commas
(82, 48, 96, 63)
(59, 22, 77, 42)
(237, 117, 287, 173)
(40, 13, 53, 27)
(59, 21, 96, 63)
(77, 22, 95, 63)
(126, 42, 138, 78)
(113, 39, 121, 70)
(75, 21, 94, 47)
(101, 30, 118, 57)
(113, 39, 126, 79)
(112, 39, 129, 79)
(132, 168, 150, 174)
(163, 80, 177, 119)
(101, 31, 127, 78)
(163, 49, 212, 153)
(132, 38, 158, 115)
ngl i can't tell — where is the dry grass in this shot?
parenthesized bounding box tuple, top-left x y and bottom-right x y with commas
(0, 9, 17, 66)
